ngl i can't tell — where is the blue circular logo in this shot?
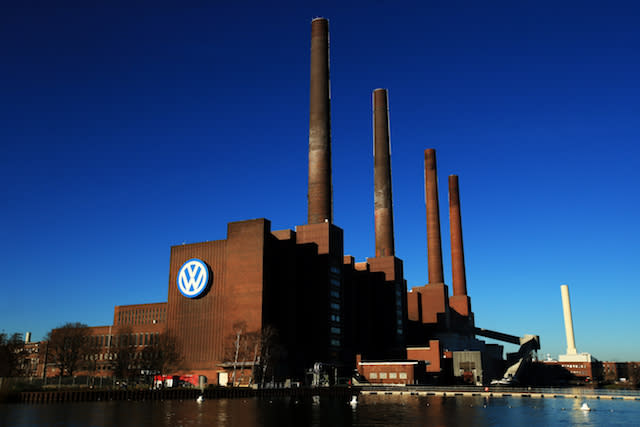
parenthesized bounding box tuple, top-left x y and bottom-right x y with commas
(177, 258, 210, 298)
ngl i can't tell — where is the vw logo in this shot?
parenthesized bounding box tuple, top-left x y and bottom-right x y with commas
(177, 258, 210, 298)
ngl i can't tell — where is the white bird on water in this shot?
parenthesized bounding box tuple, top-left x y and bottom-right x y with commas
(580, 402, 591, 411)
(196, 395, 204, 404)
(350, 396, 358, 406)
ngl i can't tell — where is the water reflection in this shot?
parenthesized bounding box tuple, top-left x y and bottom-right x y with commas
(2, 394, 638, 427)
(570, 398, 592, 425)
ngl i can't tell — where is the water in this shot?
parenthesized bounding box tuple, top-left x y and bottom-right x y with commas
(2, 394, 639, 426)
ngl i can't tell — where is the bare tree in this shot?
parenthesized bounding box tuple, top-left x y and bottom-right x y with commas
(0, 332, 25, 377)
(258, 325, 280, 387)
(140, 332, 182, 377)
(83, 335, 102, 386)
(227, 321, 247, 386)
(240, 330, 260, 385)
(113, 326, 137, 381)
(223, 322, 269, 386)
(45, 323, 92, 378)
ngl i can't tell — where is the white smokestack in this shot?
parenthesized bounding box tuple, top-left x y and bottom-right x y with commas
(560, 284, 578, 355)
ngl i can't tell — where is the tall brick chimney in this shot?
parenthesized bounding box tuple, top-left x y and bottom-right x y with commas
(424, 149, 444, 284)
(373, 88, 395, 257)
(307, 18, 332, 224)
(448, 175, 467, 296)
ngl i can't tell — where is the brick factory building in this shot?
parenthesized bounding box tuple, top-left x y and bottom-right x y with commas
(30, 18, 540, 386)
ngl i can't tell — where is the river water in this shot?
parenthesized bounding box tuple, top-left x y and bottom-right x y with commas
(2, 394, 639, 426)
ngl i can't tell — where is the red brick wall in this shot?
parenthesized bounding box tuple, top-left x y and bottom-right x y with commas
(409, 284, 449, 324)
(359, 363, 416, 385)
(449, 295, 470, 317)
(407, 340, 441, 373)
(167, 219, 268, 379)
(407, 291, 422, 322)
(114, 302, 168, 326)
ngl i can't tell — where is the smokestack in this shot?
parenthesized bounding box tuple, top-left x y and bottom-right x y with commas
(448, 175, 467, 296)
(308, 17, 332, 224)
(373, 88, 395, 257)
(25, 331, 31, 344)
(425, 149, 444, 284)
(560, 284, 578, 355)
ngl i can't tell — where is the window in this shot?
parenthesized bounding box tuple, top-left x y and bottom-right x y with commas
(399, 372, 407, 379)
(330, 302, 340, 310)
(369, 373, 378, 379)
(330, 290, 340, 298)
(330, 327, 341, 334)
(379, 372, 387, 379)
(330, 339, 340, 347)
(389, 372, 397, 379)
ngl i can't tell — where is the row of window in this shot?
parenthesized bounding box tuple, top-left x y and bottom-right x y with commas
(94, 363, 144, 371)
(328, 265, 342, 349)
(369, 372, 408, 379)
(395, 285, 404, 336)
(90, 332, 159, 348)
(87, 349, 149, 362)
(117, 307, 166, 325)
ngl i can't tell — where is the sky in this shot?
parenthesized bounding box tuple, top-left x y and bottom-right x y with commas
(1, 1, 639, 362)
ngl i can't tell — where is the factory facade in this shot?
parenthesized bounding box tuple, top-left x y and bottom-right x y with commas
(37, 18, 537, 386)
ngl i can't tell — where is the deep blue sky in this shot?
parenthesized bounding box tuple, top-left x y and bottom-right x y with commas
(2, 1, 638, 361)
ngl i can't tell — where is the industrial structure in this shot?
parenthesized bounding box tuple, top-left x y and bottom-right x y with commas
(541, 284, 601, 382)
(30, 18, 543, 386)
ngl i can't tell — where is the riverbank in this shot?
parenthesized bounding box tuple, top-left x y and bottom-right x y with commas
(10, 386, 357, 404)
(359, 386, 640, 401)
(6, 385, 640, 404)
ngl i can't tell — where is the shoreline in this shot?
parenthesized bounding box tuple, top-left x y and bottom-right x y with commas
(5, 385, 640, 404)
